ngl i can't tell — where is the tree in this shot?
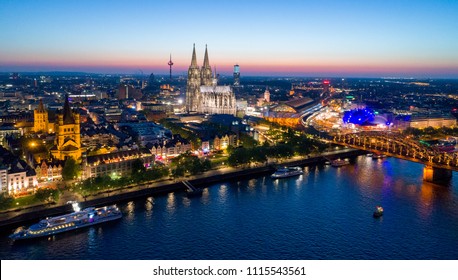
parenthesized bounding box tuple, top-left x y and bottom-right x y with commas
(0, 194, 13, 210)
(62, 157, 80, 181)
(132, 159, 146, 174)
(228, 147, 250, 166)
(239, 133, 258, 148)
(172, 166, 185, 177)
(35, 188, 59, 203)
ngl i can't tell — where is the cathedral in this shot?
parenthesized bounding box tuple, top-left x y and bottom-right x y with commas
(186, 44, 236, 116)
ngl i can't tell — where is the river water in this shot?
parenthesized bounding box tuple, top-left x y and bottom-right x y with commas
(1, 156, 458, 259)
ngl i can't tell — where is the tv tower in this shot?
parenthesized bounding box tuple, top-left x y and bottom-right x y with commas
(167, 54, 173, 80)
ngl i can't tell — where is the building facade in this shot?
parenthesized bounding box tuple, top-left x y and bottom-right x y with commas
(33, 99, 49, 133)
(186, 44, 236, 116)
(149, 137, 192, 160)
(83, 149, 154, 179)
(233, 64, 240, 87)
(50, 95, 83, 162)
(213, 133, 238, 151)
(35, 160, 63, 182)
(0, 146, 37, 195)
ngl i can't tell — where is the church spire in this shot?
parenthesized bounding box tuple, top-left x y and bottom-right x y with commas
(37, 99, 45, 112)
(203, 44, 210, 68)
(191, 43, 198, 68)
(63, 94, 75, 124)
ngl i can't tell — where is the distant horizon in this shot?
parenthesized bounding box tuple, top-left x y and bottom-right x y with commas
(1, 69, 458, 80)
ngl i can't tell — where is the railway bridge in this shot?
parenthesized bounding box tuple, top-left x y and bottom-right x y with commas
(332, 131, 457, 183)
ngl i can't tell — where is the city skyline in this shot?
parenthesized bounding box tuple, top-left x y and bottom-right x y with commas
(1, 0, 458, 78)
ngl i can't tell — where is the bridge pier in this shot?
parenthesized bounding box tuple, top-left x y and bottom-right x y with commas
(423, 165, 452, 183)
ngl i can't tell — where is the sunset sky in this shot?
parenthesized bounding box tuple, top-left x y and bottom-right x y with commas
(1, 0, 458, 78)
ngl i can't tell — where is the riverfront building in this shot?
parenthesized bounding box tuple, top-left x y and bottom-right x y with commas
(83, 149, 154, 179)
(0, 146, 37, 195)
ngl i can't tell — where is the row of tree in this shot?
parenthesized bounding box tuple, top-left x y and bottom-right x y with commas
(79, 162, 170, 196)
(170, 152, 212, 177)
(0, 188, 60, 210)
(227, 128, 327, 167)
(402, 126, 458, 138)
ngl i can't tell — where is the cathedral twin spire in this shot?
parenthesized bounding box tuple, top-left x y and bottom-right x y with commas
(189, 44, 213, 87)
(203, 44, 210, 68)
(191, 43, 198, 68)
(190, 44, 211, 70)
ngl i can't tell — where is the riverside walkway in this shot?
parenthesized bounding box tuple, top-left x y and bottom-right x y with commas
(0, 148, 362, 229)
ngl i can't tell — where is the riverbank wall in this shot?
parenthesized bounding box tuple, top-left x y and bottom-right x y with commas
(0, 149, 364, 231)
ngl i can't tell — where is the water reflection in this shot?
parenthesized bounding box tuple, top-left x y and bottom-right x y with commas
(87, 227, 97, 253)
(166, 192, 176, 214)
(125, 201, 135, 222)
(201, 188, 210, 205)
(218, 184, 228, 203)
(145, 197, 154, 218)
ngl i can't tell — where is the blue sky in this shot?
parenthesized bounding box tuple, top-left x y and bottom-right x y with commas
(1, 0, 457, 77)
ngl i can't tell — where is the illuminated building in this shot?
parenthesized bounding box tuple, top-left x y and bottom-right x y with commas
(395, 116, 456, 130)
(0, 167, 7, 194)
(186, 44, 236, 115)
(266, 97, 322, 127)
(213, 133, 237, 151)
(0, 146, 37, 195)
(35, 160, 63, 182)
(233, 64, 240, 87)
(323, 80, 330, 93)
(264, 87, 270, 103)
(33, 99, 49, 133)
(0, 124, 21, 143)
(117, 84, 142, 100)
(149, 137, 192, 159)
(50, 95, 83, 162)
(83, 149, 154, 179)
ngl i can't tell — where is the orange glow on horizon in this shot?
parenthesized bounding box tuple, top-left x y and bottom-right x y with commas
(1, 56, 457, 76)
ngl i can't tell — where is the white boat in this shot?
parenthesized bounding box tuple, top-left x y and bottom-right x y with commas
(331, 158, 350, 167)
(271, 166, 303, 179)
(9, 202, 122, 241)
(372, 153, 386, 159)
(373, 206, 384, 218)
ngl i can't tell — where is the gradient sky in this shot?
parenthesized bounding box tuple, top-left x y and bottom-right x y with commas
(1, 0, 458, 78)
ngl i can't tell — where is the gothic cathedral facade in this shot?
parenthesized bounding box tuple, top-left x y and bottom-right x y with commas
(186, 45, 236, 115)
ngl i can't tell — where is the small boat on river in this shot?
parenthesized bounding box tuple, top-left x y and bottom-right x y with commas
(331, 158, 350, 167)
(271, 166, 303, 179)
(373, 206, 384, 218)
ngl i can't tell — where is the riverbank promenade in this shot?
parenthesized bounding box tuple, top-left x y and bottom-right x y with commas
(0, 149, 363, 229)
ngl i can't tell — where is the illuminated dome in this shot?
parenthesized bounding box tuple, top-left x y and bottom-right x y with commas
(342, 108, 375, 125)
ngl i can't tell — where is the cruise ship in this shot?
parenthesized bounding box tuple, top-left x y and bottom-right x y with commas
(9, 203, 122, 241)
(271, 166, 303, 179)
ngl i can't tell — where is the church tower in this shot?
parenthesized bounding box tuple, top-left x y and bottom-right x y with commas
(33, 99, 49, 133)
(201, 45, 213, 86)
(186, 44, 201, 112)
(50, 95, 82, 162)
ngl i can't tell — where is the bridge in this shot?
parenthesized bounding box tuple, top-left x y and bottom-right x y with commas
(331, 131, 457, 183)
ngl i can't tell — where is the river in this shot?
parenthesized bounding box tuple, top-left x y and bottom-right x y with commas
(1, 156, 457, 259)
